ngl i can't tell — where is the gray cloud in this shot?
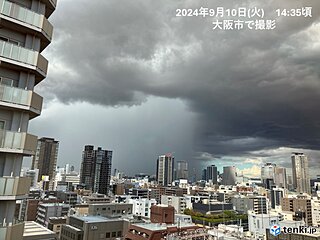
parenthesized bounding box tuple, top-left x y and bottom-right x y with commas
(35, 0, 320, 170)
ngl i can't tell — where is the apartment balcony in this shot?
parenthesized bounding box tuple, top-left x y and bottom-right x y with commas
(0, 40, 48, 84)
(40, 0, 57, 18)
(0, 130, 37, 155)
(0, 83, 43, 118)
(0, 177, 31, 200)
(0, 221, 24, 240)
(0, 0, 53, 51)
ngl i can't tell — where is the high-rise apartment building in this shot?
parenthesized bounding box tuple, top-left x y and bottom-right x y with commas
(32, 137, 59, 182)
(0, 0, 55, 239)
(176, 160, 188, 180)
(261, 163, 287, 189)
(291, 153, 311, 194)
(156, 153, 174, 186)
(80, 145, 112, 195)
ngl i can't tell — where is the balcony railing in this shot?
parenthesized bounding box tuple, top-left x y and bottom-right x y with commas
(0, 130, 37, 155)
(0, 40, 48, 77)
(0, 221, 24, 240)
(0, 177, 30, 196)
(0, 0, 53, 40)
(0, 83, 43, 113)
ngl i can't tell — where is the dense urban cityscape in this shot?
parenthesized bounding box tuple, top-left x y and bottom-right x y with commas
(0, 0, 319, 240)
(13, 141, 320, 240)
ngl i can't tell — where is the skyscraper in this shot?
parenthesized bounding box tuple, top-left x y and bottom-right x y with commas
(291, 152, 311, 194)
(156, 153, 174, 186)
(80, 145, 112, 195)
(222, 166, 237, 185)
(32, 137, 59, 182)
(206, 165, 218, 184)
(176, 160, 188, 180)
(0, 0, 55, 238)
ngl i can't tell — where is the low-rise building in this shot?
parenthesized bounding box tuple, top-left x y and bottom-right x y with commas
(60, 215, 130, 240)
(36, 203, 70, 227)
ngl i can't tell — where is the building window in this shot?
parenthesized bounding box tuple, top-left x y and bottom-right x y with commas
(117, 231, 122, 237)
(112, 232, 116, 237)
(106, 232, 110, 238)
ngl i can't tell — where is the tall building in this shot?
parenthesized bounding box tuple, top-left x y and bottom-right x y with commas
(0, 0, 56, 239)
(32, 137, 59, 182)
(222, 166, 237, 185)
(80, 145, 112, 195)
(156, 153, 174, 186)
(176, 160, 188, 180)
(291, 152, 311, 194)
(274, 167, 287, 189)
(206, 165, 218, 184)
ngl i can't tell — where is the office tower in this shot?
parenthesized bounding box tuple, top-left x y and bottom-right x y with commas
(206, 165, 218, 184)
(32, 137, 59, 183)
(156, 153, 174, 186)
(270, 187, 285, 209)
(80, 145, 112, 195)
(222, 166, 237, 185)
(176, 160, 188, 180)
(0, 0, 55, 238)
(291, 152, 311, 194)
(261, 162, 276, 189)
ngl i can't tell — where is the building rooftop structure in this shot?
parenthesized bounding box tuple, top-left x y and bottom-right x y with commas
(23, 221, 56, 240)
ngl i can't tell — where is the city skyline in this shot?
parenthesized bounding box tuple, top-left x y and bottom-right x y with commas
(24, 0, 320, 176)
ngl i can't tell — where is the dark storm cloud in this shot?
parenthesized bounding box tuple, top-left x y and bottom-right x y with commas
(40, 0, 320, 158)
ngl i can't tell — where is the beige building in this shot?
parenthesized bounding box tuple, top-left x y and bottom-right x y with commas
(32, 137, 59, 183)
(292, 152, 311, 194)
(281, 195, 313, 226)
(0, 0, 56, 239)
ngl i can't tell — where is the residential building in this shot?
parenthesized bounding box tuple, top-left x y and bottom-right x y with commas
(176, 160, 188, 180)
(161, 195, 187, 214)
(281, 195, 313, 226)
(80, 145, 112, 195)
(274, 167, 287, 189)
(231, 195, 268, 214)
(156, 153, 174, 186)
(36, 203, 70, 227)
(292, 152, 311, 194)
(32, 137, 59, 183)
(128, 198, 157, 218)
(0, 0, 56, 238)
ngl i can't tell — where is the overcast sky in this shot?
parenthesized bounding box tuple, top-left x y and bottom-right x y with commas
(27, 0, 320, 178)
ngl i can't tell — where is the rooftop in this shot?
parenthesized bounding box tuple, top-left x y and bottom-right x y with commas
(23, 221, 56, 238)
(132, 222, 196, 231)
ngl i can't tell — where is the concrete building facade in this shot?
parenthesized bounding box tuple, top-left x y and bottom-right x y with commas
(292, 152, 311, 194)
(0, 0, 56, 239)
(32, 137, 59, 183)
(80, 145, 113, 195)
(156, 154, 174, 186)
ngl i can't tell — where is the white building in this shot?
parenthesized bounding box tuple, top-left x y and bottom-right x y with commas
(312, 197, 320, 227)
(161, 195, 187, 214)
(248, 210, 282, 239)
(128, 198, 156, 218)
